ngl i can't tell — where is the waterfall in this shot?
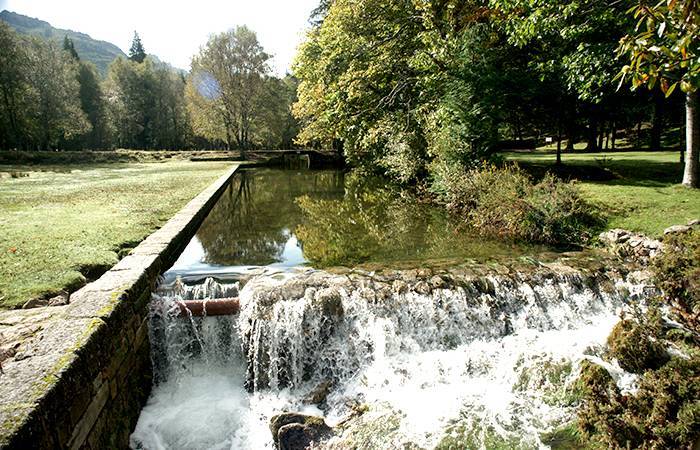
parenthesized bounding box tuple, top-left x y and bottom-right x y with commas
(131, 266, 655, 450)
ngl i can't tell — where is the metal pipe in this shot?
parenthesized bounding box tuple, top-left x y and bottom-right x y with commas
(176, 298, 240, 317)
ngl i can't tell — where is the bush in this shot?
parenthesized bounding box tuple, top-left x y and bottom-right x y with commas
(653, 229, 700, 331)
(430, 162, 601, 245)
(574, 232, 700, 448)
(577, 357, 700, 449)
(606, 319, 668, 374)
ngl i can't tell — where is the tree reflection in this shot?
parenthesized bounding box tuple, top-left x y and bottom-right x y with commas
(196, 168, 539, 269)
(196, 169, 345, 266)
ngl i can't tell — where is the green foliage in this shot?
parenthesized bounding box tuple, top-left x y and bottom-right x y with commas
(653, 229, 700, 329)
(618, 0, 700, 96)
(128, 32, 147, 64)
(187, 26, 284, 153)
(23, 36, 90, 149)
(431, 162, 601, 244)
(575, 230, 700, 448)
(75, 62, 112, 149)
(0, 10, 126, 76)
(62, 36, 79, 61)
(577, 356, 700, 449)
(106, 56, 190, 149)
(606, 319, 669, 374)
(504, 150, 700, 236)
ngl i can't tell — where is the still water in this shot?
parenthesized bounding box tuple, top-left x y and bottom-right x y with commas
(166, 168, 547, 282)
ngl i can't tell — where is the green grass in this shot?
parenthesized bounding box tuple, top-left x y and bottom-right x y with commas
(503, 150, 700, 237)
(0, 160, 232, 309)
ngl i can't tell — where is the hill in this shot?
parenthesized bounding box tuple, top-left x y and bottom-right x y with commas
(0, 10, 126, 76)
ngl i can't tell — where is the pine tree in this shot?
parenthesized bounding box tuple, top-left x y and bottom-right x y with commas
(128, 32, 146, 63)
(62, 36, 79, 60)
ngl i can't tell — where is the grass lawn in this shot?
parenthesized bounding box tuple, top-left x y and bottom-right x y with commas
(0, 160, 232, 309)
(503, 150, 700, 237)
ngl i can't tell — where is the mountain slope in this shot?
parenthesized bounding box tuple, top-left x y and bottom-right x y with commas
(0, 10, 126, 76)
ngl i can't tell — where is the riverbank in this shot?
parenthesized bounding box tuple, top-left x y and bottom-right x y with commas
(0, 160, 232, 309)
(503, 150, 700, 236)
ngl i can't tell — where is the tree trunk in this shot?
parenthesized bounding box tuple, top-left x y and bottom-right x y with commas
(611, 123, 617, 150)
(586, 116, 598, 151)
(556, 115, 563, 165)
(651, 91, 664, 151)
(682, 91, 699, 188)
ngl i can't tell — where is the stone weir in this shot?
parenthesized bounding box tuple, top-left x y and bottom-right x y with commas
(0, 165, 239, 449)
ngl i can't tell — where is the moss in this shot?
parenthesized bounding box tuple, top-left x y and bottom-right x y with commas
(653, 229, 700, 330)
(0, 402, 35, 440)
(540, 422, 602, 450)
(435, 417, 533, 450)
(335, 407, 404, 449)
(95, 290, 127, 317)
(606, 319, 668, 374)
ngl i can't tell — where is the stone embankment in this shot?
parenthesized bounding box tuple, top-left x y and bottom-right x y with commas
(598, 219, 699, 264)
(0, 165, 238, 449)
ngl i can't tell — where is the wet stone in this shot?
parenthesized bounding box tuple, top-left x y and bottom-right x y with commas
(269, 413, 332, 450)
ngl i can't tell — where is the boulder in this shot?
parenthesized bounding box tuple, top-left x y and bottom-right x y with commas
(664, 224, 691, 236)
(21, 297, 48, 309)
(303, 380, 333, 405)
(270, 413, 333, 450)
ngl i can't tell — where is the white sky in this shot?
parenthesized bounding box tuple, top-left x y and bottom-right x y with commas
(0, 0, 319, 75)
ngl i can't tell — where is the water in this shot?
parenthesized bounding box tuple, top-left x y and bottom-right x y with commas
(131, 168, 651, 449)
(131, 266, 654, 449)
(164, 169, 551, 284)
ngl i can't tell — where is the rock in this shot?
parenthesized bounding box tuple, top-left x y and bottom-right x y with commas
(303, 380, 332, 405)
(664, 224, 691, 236)
(48, 292, 69, 306)
(599, 229, 630, 245)
(688, 219, 700, 227)
(413, 281, 431, 296)
(270, 413, 332, 450)
(628, 237, 642, 248)
(22, 297, 48, 309)
(314, 288, 344, 318)
(429, 275, 446, 289)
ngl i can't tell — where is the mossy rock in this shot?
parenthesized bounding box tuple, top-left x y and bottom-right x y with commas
(607, 319, 668, 374)
(269, 412, 332, 450)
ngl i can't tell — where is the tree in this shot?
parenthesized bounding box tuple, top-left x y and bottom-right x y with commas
(24, 37, 90, 149)
(129, 32, 146, 63)
(258, 75, 300, 149)
(0, 22, 28, 149)
(76, 62, 111, 149)
(63, 36, 79, 60)
(618, 0, 700, 188)
(106, 56, 189, 149)
(492, 0, 639, 161)
(187, 26, 271, 156)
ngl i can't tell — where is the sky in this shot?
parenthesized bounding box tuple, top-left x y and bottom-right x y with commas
(0, 0, 319, 75)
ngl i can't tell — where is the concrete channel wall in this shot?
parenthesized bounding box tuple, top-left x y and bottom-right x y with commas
(0, 165, 239, 449)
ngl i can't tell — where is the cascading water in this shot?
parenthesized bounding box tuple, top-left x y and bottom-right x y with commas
(130, 264, 655, 450)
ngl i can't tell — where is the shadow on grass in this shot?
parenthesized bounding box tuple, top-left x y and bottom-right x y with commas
(516, 158, 684, 188)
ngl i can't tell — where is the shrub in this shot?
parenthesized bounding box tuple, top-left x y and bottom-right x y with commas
(653, 229, 700, 331)
(430, 162, 601, 245)
(574, 231, 700, 448)
(606, 319, 668, 374)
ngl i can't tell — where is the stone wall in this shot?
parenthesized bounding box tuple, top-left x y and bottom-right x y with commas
(0, 165, 239, 449)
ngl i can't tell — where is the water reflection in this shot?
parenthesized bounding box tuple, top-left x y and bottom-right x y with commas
(167, 168, 547, 280)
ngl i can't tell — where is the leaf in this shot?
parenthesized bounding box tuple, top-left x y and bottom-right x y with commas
(665, 82, 678, 97)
